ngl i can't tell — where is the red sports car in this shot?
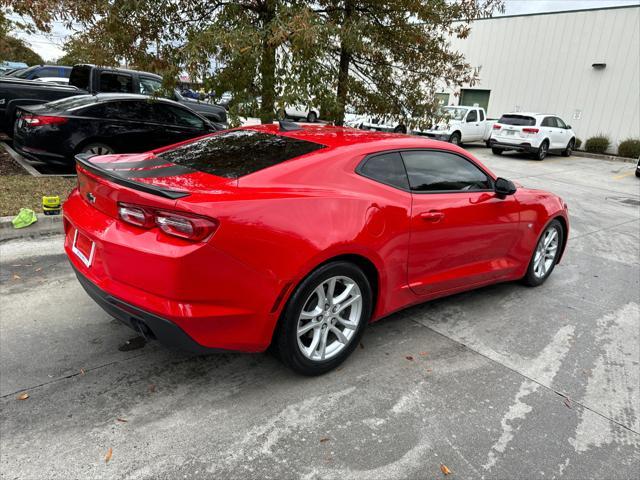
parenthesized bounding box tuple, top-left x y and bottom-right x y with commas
(63, 123, 569, 375)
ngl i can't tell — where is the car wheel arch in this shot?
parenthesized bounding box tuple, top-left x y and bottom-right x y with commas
(551, 215, 569, 262)
(268, 251, 382, 345)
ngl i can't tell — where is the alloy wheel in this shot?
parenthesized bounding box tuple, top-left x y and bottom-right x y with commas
(533, 226, 559, 279)
(538, 142, 548, 160)
(84, 145, 113, 155)
(296, 275, 362, 361)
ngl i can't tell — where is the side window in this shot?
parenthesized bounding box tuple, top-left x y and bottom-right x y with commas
(466, 109, 478, 122)
(541, 117, 558, 128)
(80, 104, 106, 117)
(139, 77, 162, 95)
(479, 109, 485, 121)
(555, 117, 567, 128)
(99, 72, 133, 93)
(358, 152, 409, 190)
(152, 103, 205, 129)
(32, 67, 59, 79)
(104, 101, 153, 121)
(401, 150, 492, 192)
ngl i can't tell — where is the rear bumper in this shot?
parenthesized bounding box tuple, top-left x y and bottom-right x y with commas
(73, 264, 225, 354)
(13, 137, 68, 164)
(489, 139, 536, 152)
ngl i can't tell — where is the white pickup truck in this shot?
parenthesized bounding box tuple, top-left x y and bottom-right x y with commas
(423, 106, 495, 146)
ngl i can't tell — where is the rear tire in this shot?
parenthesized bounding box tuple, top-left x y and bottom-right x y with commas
(394, 124, 407, 134)
(535, 140, 549, 160)
(275, 261, 372, 376)
(78, 143, 114, 156)
(306, 111, 317, 123)
(522, 219, 564, 287)
(492, 147, 503, 155)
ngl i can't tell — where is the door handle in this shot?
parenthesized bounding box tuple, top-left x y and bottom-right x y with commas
(420, 210, 445, 222)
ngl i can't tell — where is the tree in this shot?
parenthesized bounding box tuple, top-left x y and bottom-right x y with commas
(311, 0, 504, 126)
(0, 10, 43, 64)
(6, 0, 503, 126)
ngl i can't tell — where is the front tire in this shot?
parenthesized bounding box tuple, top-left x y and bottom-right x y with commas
(393, 124, 407, 134)
(562, 139, 574, 157)
(449, 131, 461, 145)
(275, 261, 372, 376)
(522, 219, 564, 287)
(492, 147, 503, 155)
(306, 111, 317, 123)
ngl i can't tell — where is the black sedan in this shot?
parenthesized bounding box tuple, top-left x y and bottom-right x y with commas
(13, 94, 219, 166)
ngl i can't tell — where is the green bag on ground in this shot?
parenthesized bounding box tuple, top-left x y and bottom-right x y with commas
(12, 208, 38, 229)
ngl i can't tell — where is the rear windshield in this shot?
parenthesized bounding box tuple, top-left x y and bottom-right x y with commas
(159, 129, 326, 178)
(498, 115, 536, 126)
(43, 95, 99, 111)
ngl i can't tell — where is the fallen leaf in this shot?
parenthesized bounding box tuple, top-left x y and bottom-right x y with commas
(440, 463, 452, 475)
(16, 392, 29, 400)
(80, 368, 86, 375)
(564, 398, 572, 409)
(405, 355, 414, 361)
(239, 46, 251, 54)
(319, 437, 330, 443)
(419, 351, 429, 356)
(426, 368, 433, 373)
(35, 267, 42, 272)
(116, 418, 128, 423)
(148, 384, 156, 393)
(12, 274, 21, 280)
(104, 447, 113, 463)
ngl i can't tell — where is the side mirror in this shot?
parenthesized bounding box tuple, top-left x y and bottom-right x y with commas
(565, 125, 572, 129)
(495, 177, 517, 197)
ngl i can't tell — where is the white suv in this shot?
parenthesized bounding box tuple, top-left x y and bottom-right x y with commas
(489, 113, 576, 160)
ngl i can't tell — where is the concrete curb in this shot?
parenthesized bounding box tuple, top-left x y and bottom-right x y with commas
(0, 214, 63, 242)
(573, 150, 638, 164)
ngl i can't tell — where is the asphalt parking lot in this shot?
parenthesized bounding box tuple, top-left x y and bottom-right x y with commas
(1, 147, 638, 479)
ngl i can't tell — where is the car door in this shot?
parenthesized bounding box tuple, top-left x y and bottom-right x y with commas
(150, 103, 209, 147)
(554, 116, 569, 149)
(97, 100, 159, 152)
(463, 109, 483, 141)
(402, 149, 521, 296)
(540, 116, 562, 149)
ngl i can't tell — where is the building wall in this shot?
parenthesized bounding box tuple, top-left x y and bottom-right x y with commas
(448, 6, 640, 152)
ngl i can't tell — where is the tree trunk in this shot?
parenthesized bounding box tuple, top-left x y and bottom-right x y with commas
(259, 0, 276, 124)
(335, 0, 354, 126)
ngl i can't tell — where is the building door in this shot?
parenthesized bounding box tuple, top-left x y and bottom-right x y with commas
(460, 89, 491, 112)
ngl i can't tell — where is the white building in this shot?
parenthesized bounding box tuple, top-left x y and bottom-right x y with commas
(443, 5, 640, 152)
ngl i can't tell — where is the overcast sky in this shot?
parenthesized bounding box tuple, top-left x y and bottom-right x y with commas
(10, 0, 640, 62)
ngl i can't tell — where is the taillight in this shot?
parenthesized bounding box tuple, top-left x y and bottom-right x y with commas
(117, 202, 218, 242)
(493, 124, 501, 130)
(522, 128, 539, 134)
(118, 203, 153, 227)
(23, 114, 68, 126)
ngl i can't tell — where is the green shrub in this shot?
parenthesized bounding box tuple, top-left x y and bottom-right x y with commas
(584, 135, 610, 154)
(575, 138, 582, 149)
(617, 138, 640, 158)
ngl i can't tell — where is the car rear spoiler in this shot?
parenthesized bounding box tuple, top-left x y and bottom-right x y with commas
(75, 154, 191, 200)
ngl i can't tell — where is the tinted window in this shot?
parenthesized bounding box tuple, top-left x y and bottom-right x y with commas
(401, 150, 492, 192)
(139, 76, 162, 95)
(32, 67, 60, 79)
(555, 117, 567, 128)
(359, 152, 409, 190)
(99, 72, 133, 93)
(159, 130, 326, 178)
(152, 103, 205, 129)
(541, 117, 558, 127)
(101, 101, 153, 121)
(69, 66, 91, 90)
(13, 66, 38, 79)
(479, 109, 485, 121)
(467, 110, 478, 122)
(498, 114, 536, 126)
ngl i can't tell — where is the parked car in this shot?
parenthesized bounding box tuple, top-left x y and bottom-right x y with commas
(0, 64, 227, 134)
(63, 124, 569, 375)
(489, 113, 576, 160)
(424, 106, 495, 145)
(0, 61, 28, 75)
(7, 64, 72, 80)
(13, 94, 219, 166)
(358, 115, 409, 133)
(34, 77, 70, 85)
(278, 104, 320, 123)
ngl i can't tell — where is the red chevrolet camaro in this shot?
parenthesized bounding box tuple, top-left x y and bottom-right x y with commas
(63, 123, 569, 375)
